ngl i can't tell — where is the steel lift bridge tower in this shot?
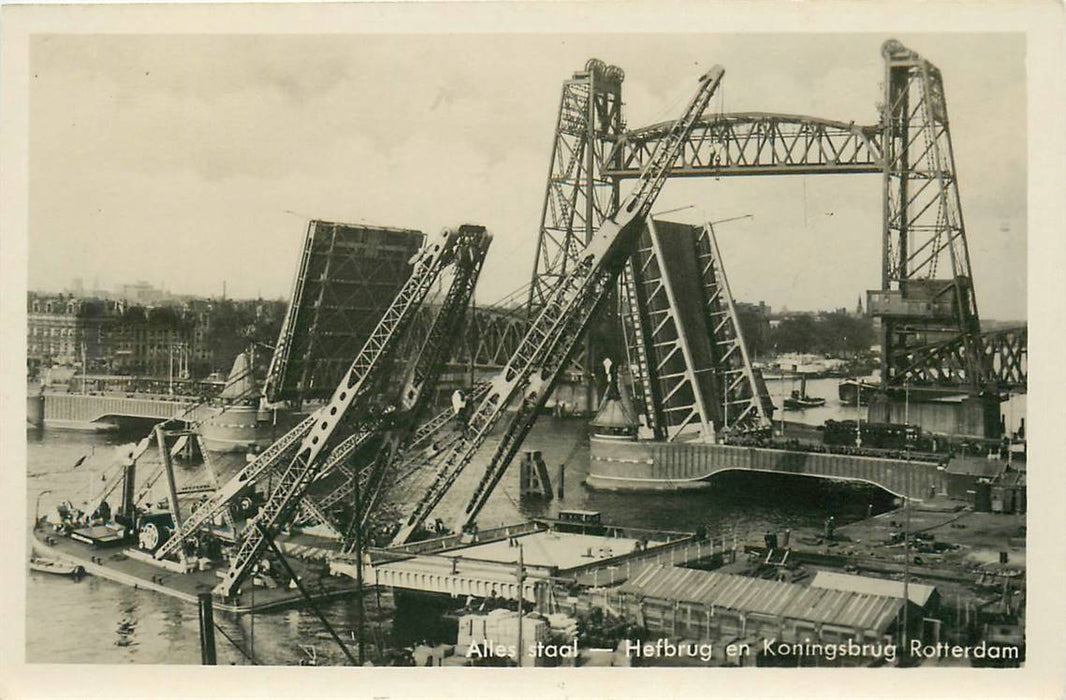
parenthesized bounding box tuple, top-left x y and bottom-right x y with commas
(531, 41, 1025, 446)
(527, 59, 772, 440)
(392, 64, 728, 543)
(527, 59, 626, 416)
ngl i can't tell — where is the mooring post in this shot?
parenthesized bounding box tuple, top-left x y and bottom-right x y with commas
(198, 593, 217, 665)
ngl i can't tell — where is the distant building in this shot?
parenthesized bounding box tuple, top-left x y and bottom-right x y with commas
(734, 301, 771, 354)
(116, 280, 168, 305)
(182, 300, 214, 371)
(26, 293, 119, 376)
(28, 288, 286, 381)
(108, 305, 194, 377)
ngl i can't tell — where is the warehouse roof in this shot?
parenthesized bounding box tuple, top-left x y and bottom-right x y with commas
(618, 565, 905, 633)
(810, 571, 936, 607)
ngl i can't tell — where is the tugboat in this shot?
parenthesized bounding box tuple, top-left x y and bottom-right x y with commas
(783, 376, 825, 410)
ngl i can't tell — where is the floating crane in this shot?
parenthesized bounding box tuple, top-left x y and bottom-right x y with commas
(153, 225, 491, 598)
(392, 64, 726, 543)
(300, 236, 492, 541)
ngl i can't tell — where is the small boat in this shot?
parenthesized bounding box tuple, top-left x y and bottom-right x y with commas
(29, 556, 85, 578)
(838, 378, 879, 405)
(783, 394, 826, 410)
(783, 377, 825, 410)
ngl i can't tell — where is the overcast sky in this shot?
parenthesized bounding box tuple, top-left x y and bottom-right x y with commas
(29, 33, 1026, 320)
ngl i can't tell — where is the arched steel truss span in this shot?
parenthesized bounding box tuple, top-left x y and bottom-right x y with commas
(604, 112, 884, 179)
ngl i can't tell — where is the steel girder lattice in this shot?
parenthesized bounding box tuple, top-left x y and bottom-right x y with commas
(526, 59, 626, 409)
(456, 306, 527, 370)
(620, 220, 716, 441)
(876, 40, 983, 391)
(620, 219, 773, 442)
(694, 222, 776, 434)
(978, 327, 1027, 391)
(263, 221, 426, 404)
(528, 59, 625, 313)
(401, 303, 527, 372)
(889, 326, 1027, 393)
(605, 113, 883, 179)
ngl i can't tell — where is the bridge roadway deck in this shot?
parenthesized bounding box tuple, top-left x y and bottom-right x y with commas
(35, 391, 223, 428)
(587, 436, 950, 501)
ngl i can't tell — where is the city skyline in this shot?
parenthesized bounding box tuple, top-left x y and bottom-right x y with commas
(29, 277, 1027, 323)
(29, 33, 1026, 320)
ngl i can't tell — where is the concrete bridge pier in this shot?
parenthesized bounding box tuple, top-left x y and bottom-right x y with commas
(868, 393, 1002, 440)
(26, 392, 45, 428)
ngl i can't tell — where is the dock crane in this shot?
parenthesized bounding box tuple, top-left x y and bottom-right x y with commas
(152, 225, 491, 597)
(392, 64, 726, 543)
(300, 235, 492, 540)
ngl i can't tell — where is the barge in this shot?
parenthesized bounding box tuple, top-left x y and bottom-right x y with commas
(839, 378, 879, 406)
(30, 522, 358, 614)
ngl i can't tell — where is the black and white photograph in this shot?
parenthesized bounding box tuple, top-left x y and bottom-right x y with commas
(1, 3, 1063, 698)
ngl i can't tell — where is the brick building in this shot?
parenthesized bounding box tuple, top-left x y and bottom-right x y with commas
(26, 293, 119, 376)
(27, 291, 286, 381)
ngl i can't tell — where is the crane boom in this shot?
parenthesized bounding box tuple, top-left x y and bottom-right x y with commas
(152, 413, 315, 560)
(393, 65, 725, 543)
(210, 225, 490, 596)
(302, 230, 492, 539)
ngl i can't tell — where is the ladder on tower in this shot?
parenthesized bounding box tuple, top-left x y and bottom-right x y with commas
(620, 261, 663, 439)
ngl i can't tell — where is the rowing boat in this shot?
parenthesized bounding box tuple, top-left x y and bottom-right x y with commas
(29, 556, 85, 578)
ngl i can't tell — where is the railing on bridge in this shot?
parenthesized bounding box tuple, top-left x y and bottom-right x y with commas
(62, 374, 227, 401)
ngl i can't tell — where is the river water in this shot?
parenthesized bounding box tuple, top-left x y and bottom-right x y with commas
(25, 377, 947, 665)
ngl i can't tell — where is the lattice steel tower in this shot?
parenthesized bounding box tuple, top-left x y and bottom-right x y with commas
(527, 59, 626, 410)
(873, 39, 983, 391)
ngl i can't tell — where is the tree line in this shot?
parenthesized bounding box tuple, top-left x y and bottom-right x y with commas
(737, 309, 875, 357)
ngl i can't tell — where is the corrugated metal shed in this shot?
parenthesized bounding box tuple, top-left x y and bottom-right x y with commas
(618, 566, 904, 633)
(810, 570, 936, 608)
